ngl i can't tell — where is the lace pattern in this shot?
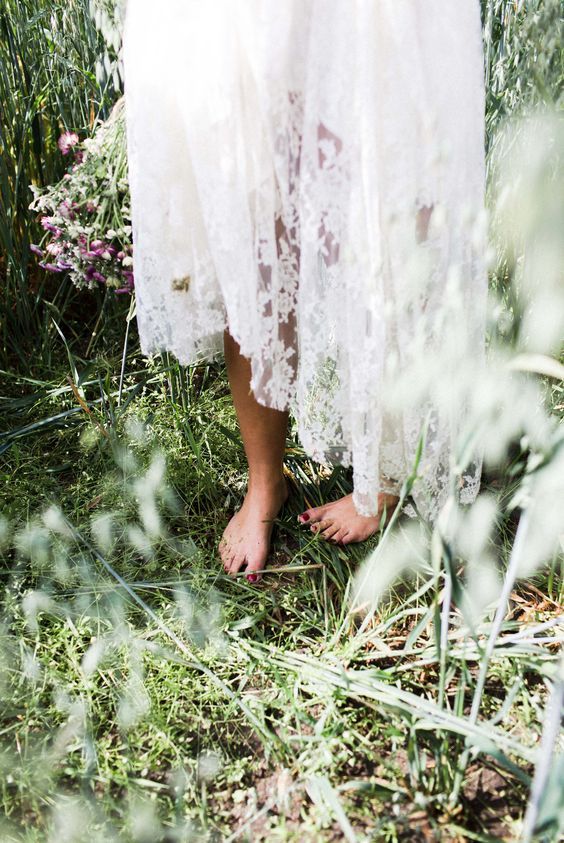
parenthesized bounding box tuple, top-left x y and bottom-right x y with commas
(122, 0, 487, 522)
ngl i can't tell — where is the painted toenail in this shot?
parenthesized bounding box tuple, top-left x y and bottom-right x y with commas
(247, 574, 258, 583)
(299, 513, 310, 522)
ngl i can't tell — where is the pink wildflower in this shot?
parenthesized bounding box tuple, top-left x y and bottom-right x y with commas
(57, 131, 79, 156)
(40, 218, 62, 236)
(39, 261, 62, 273)
(57, 200, 75, 220)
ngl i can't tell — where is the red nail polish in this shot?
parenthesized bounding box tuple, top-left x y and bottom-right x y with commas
(300, 513, 310, 522)
(247, 574, 258, 583)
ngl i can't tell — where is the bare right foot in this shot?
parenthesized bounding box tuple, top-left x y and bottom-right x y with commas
(219, 477, 288, 581)
(298, 492, 399, 545)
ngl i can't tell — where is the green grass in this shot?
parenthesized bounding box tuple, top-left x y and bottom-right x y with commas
(1, 327, 562, 840)
(1, 0, 563, 840)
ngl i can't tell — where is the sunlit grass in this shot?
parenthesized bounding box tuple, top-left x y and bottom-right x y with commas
(1, 0, 563, 840)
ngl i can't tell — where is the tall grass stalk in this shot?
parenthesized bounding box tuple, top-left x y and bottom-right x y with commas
(520, 660, 564, 842)
(448, 510, 532, 805)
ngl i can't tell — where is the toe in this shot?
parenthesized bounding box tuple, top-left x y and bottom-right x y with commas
(332, 527, 348, 545)
(299, 504, 328, 524)
(321, 522, 341, 541)
(219, 535, 232, 561)
(219, 544, 231, 569)
(245, 552, 267, 583)
(225, 554, 237, 573)
(228, 553, 246, 576)
(311, 518, 332, 534)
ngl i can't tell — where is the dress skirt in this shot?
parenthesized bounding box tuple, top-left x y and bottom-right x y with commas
(122, 0, 488, 521)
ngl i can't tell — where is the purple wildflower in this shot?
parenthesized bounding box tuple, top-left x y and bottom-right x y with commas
(85, 201, 97, 214)
(30, 244, 43, 256)
(92, 271, 107, 284)
(39, 261, 62, 273)
(111, 260, 135, 291)
(57, 131, 79, 156)
(40, 217, 62, 236)
(57, 200, 75, 220)
(116, 271, 134, 293)
(89, 241, 112, 260)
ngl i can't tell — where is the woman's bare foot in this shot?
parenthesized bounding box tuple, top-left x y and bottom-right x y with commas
(219, 477, 288, 580)
(298, 492, 399, 544)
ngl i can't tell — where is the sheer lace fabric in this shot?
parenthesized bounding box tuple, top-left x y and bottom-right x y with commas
(122, 0, 488, 522)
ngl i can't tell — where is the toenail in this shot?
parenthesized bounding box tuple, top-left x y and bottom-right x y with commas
(247, 574, 258, 583)
(299, 513, 310, 522)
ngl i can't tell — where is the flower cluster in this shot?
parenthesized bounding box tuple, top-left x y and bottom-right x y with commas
(29, 99, 133, 294)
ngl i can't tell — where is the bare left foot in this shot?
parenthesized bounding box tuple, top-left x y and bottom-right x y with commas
(219, 478, 288, 580)
(298, 492, 399, 544)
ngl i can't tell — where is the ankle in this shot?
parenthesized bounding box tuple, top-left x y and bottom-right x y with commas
(247, 470, 287, 497)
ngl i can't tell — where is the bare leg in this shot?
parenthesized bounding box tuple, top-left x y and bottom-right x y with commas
(219, 331, 289, 580)
(415, 203, 433, 244)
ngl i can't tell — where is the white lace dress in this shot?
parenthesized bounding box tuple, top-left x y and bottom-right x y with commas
(122, 0, 488, 522)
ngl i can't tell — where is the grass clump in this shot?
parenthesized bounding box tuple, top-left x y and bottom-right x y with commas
(1, 343, 562, 839)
